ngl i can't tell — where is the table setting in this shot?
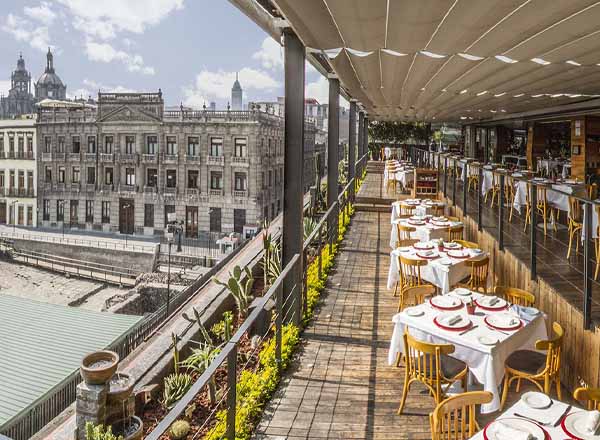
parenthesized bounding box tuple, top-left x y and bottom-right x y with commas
(388, 289, 548, 413)
(391, 199, 446, 222)
(387, 240, 484, 293)
(390, 215, 463, 246)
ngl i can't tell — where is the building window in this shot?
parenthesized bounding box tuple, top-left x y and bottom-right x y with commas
(57, 137, 65, 153)
(209, 207, 221, 232)
(105, 135, 113, 153)
(86, 200, 94, 223)
(72, 136, 80, 153)
(27, 171, 33, 193)
(18, 171, 24, 189)
(144, 204, 154, 228)
(70, 200, 79, 223)
(187, 170, 199, 188)
(234, 138, 247, 157)
(17, 137, 24, 156)
(187, 137, 199, 156)
(58, 167, 65, 183)
(147, 135, 157, 154)
(164, 204, 175, 225)
(87, 167, 96, 184)
(268, 170, 272, 187)
(233, 208, 246, 233)
(125, 136, 135, 154)
(72, 167, 80, 183)
(101, 201, 110, 223)
(26, 205, 32, 225)
(43, 199, 50, 221)
(166, 169, 177, 188)
(274, 169, 278, 185)
(0, 171, 4, 188)
(210, 137, 223, 156)
(210, 171, 223, 189)
(105, 167, 113, 185)
(0, 136, 3, 153)
(44, 136, 51, 153)
(234, 172, 247, 191)
(125, 168, 135, 186)
(261, 171, 265, 189)
(166, 136, 177, 155)
(57, 200, 64, 222)
(9, 170, 14, 188)
(88, 136, 96, 153)
(45, 166, 52, 183)
(147, 168, 158, 187)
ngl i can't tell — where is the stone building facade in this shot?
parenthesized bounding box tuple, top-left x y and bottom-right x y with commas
(37, 92, 317, 236)
(0, 54, 35, 119)
(0, 118, 38, 226)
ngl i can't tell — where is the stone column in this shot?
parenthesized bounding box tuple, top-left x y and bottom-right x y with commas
(75, 382, 107, 440)
(327, 76, 340, 243)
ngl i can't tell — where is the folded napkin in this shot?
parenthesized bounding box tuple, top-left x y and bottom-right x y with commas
(584, 410, 600, 434)
(509, 304, 539, 321)
(493, 422, 533, 440)
(485, 297, 500, 306)
(497, 315, 520, 327)
(440, 314, 462, 326)
(420, 250, 433, 257)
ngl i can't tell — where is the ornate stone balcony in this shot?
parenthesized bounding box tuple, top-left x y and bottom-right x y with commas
(54, 152, 65, 161)
(84, 153, 97, 162)
(100, 153, 114, 163)
(186, 188, 199, 197)
(85, 184, 96, 193)
(41, 152, 52, 162)
(101, 184, 114, 192)
(143, 185, 157, 193)
(162, 153, 179, 164)
(163, 186, 177, 195)
(233, 190, 248, 198)
(231, 156, 249, 167)
(68, 152, 81, 162)
(142, 153, 157, 163)
(206, 155, 225, 166)
(185, 154, 201, 163)
(118, 184, 138, 194)
(119, 153, 138, 164)
(209, 188, 224, 196)
(70, 183, 81, 193)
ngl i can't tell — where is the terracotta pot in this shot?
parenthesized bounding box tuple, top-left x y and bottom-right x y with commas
(106, 373, 134, 404)
(80, 350, 119, 385)
(112, 416, 143, 440)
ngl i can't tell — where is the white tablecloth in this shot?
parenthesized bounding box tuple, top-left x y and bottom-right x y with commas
(390, 219, 461, 248)
(481, 170, 494, 195)
(387, 244, 480, 293)
(512, 181, 581, 214)
(469, 397, 580, 439)
(388, 291, 548, 413)
(562, 163, 571, 179)
(391, 201, 446, 223)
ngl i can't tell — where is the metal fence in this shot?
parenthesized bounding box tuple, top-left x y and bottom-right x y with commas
(159, 231, 229, 259)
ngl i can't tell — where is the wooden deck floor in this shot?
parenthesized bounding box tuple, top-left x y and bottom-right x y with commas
(253, 171, 549, 440)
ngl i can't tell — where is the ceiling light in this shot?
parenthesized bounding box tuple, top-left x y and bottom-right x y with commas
(476, 91, 488, 96)
(460, 89, 468, 94)
(420, 87, 426, 91)
(324, 48, 343, 58)
(531, 94, 544, 98)
(458, 53, 484, 61)
(566, 60, 581, 66)
(531, 58, 551, 65)
(495, 55, 518, 64)
(346, 48, 373, 57)
(513, 93, 524, 97)
(501, 109, 506, 112)
(441, 89, 447, 92)
(381, 48, 407, 57)
(494, 92, 506, 97)
(567, 94, 582, 98)
(420, 50, 446, 59)
(550, 94, 563, 98)
(490, 110, 497, 113)
(460, 116, 467, 120)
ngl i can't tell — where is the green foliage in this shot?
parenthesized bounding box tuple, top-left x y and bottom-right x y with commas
(171, 333, 180, 374)
(212, 266, 254, 318)
(338, 160, 348, 186)
(182, 307, 215, 347)
(303, 217, 318, 242)
(169, 420, 191, 440)
(181, 343, 221, 404)
(211, 311, 234, 343)
(85, 422, 124, 440)
(368, 120, 429, 144)
(161, 372, 193, 409)
(261, 231, 281, 289)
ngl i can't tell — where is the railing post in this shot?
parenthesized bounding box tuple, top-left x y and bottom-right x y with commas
(498, 173, 504, 251)
(443, 157, 448, 198)
(275, 282, 283, 365)
(463, 162, 468, 212)
(584, 202, 593, 329)
(318, 224, 323, 280)
(226, 345, 237, 440)
(530, 184, 537, 280)
(452, 160, 457, 205)
(478, 167, 483, 232)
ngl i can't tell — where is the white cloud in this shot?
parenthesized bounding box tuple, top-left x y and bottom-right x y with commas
(57, 0, 184, 40)
(84, 40, 155, 75)
(183, 67, 280, 107)
(24, 2, 57, 25)
(0, 80, 11, 96)
(252, 37, 283, 70)
(306, 76, 329, 104)
(2, 13, 52, 52)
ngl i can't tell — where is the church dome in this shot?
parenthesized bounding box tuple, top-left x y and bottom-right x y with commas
(36, 71, 65, 87)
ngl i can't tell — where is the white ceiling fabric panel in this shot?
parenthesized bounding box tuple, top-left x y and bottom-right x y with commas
(325, 0, 387, 51)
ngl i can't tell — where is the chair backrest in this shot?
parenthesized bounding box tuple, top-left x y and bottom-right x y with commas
(494, 285, 535, 307)
(467, 256, 489, 292)
(400, 202, 415, 215)
(536, 185, 548, 204)
(447, 225, 463, 241)
(453, 239, 478, 249)
(429, 391, 494, 440)
(399, 255, 428, 288)
(588, 183, 598, 200)
(397, 223, 416, 240)
(397, 238, 419, 248)
(568, 197, 582, 223)
(573, 387, 600, 411)
(431, 205, 445, 216)
(535, 322, 564, 378)
(403, 284, 436, 309)
(446, 216, 460, 222)
(403, 331, 454, 389)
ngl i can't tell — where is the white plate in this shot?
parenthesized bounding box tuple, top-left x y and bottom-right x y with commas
(563, 412, 600, 440)
(448, 250, 469, 258)
(485, 313, 521, 330)
(435, 313, 470, 329)
(454, 287, 472, 296)
(521, 391, 552, 409)
(405, 308, 424, 317)
(471, 248, 483, 254)
(439, 258, 452, 266)
(398, 246, 411, 252)
(444, 242, 460, 248)
(485, 418, 545, 440)
(477, 335, 498, 346)
(430, 296, 462, 309)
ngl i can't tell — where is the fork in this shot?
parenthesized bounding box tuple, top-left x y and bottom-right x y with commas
(513, 413, 553, 427)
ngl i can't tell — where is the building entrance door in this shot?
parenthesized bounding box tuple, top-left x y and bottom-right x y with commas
(119, 198, 134, 234)
(0, 202, 6, 224)
(70, 200, 78, 225)
(186, 206, 198, 237)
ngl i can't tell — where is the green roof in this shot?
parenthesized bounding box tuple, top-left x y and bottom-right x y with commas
(0, 294, 142, 427)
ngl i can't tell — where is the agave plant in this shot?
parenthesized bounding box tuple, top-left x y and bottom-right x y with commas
(161, 372, 193, 409)
(181, 343, 221, 404)
(303, 217, 318, 242)
(182, 307, 215, 347)
(265, 240, 281, 287)
(212, 265, 254, 318)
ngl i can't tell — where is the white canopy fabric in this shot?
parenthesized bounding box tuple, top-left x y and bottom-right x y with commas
(272, 0, 600, 121)
(36, 98, 96, 109)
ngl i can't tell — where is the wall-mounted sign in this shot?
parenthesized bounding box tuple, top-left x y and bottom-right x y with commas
(573, 145, 581, 155)
(575, 120, 582, 137)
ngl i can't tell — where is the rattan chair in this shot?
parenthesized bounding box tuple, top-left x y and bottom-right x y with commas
(567, 196, 583, 259)
(573, 387, 600, 410)
(398, 332, 468, 415)
(452, 239, 478, 249)
(399, 201, 416, 216)
(429, 391, 493, 440)
(494, 285, 535, 307)
(500, 322, 564, 410)
(447, 224, 463, 242)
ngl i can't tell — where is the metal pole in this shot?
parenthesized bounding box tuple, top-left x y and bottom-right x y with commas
(452, 159, 457, 205)
(167, 242, 171, 316)
(275, 282, 283, 365)
(358, 111, 364, 177)
(348, 100, 357, 202)
(282, 29, 305, 326)
(226, 345, 237, 440)
(478, 167, 483, 231)
(463, 162, 468, 212)
(530, 184, 537, 280)
(327, 76, 340, 245)
(499, 173, 504, 251)
(583, 202, 592, 329)
(443, 157, 448, 198)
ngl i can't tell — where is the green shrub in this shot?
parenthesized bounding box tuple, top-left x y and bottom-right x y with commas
(169, 419, 191, 439)
(85, 422, 123, 440)
(211, 311, 234, 343)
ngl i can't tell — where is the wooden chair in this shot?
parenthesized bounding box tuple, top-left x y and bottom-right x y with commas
(506, 175, 517, 222)
(399, 201, 416, 216)
(567, 196, 583, 259)
(588, 183, 598, 200)
(596, 205, 600, 280)
(430, 204, 445, 216)
(447, 216, 460, 222)
(500, 322, 564, 410)
(397, 238, 418, 248)
(398, 331, 468, 414)
(452, 239, 478, 249)
(460, 256, 489, 293)
(486, 172, 501, 208)
(430, 391, 493, 440)
(397, 223, 416, 242)
(573, 387, 600, 410)
(467, 163, 480, 193)
(447, 224, 463, 242)
(398, 284, 435, 313)
(494, 286, 535, 307)
(524, 184, 555, 236)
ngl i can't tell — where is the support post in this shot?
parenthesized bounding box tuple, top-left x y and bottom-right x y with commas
(226, 346, 237, 440)
(348, 100, 357, 201)
(499, 173, 504, 251)
(443, 157, 448, 198)
(478, 167, 483, 231)
(530, 184, 537, 280)
(463, 162, 468, 212)
(452, 159, 457, 205)
(358, 111, 364, 176)
(327, 76, 340, 244)
(584, 202, 592, 329)
(282, 29, 304, 325)
(363, 115, 369, 162)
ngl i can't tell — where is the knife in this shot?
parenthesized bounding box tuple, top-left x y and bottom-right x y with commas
(553, 404, 572, 427)
(459, 325, 478, 336)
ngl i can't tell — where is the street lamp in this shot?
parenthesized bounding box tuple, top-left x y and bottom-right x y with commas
(11, 200, 19, 235)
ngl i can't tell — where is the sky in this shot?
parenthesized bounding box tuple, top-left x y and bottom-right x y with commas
(0, 0, 332, 108)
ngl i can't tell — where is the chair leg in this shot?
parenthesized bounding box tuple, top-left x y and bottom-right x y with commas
(516, 377, 522, 393)
(595, 239, 600, 280)
(393, 282, 398, 297)
(397, 375, 411, 415)
(500, 373, 510, 411)
(567, 228, 574, 259)
(556, 376, 562, 400)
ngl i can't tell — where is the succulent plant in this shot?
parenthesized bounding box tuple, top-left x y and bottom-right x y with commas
(84, 422, 123, 440)
(211, 311, 233, 343)
(181, 343, 221, 404)
(169, 420, 190, 439)
(212, 265, 254, 318)
(161, 372, 193, 409)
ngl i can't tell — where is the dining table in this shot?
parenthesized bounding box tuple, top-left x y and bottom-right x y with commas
(389, 217, 462, 248)
(388, 290, 548, 413)
(387, 241, 483, 293)
(390, 199, 446, 223)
